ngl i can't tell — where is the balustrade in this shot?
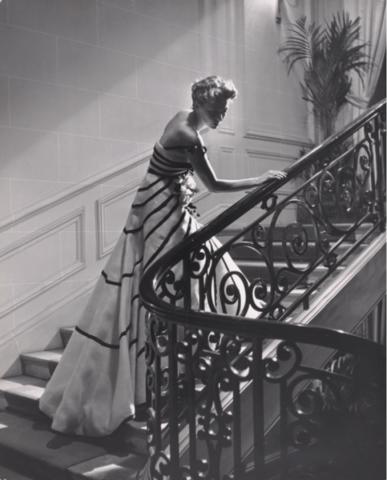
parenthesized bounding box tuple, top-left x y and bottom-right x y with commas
(140, 99, 386, 480)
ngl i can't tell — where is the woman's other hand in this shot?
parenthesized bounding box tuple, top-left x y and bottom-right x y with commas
(260, 170, 287, 183)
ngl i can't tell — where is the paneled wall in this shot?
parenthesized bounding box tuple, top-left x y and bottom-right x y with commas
(0, 0, 311, 376)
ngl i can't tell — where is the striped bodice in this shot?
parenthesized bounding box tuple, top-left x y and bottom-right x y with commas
(148, 142, 193, 177)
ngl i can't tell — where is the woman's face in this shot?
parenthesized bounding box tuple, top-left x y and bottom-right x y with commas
(197, 98, 229, 129)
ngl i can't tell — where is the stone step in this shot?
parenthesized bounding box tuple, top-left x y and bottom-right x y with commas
(69, 452, 146, 479)
(21, 349, 63, 380)
(0, 411, 147, 480)
(221, 222, 373, 244)
(237, 259, 346, 284)
(0, 375, 46, 395)
(0, 376, 148, 458)
(0, 376, 45, 417)
(61, 326, 75, 347)
(0, 464, 35, 480)
(227, 241, 368, 262)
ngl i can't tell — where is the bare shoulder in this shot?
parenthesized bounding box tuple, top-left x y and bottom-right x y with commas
(160, 111, 199, 148)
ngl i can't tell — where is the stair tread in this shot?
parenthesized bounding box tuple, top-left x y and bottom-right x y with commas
(68, 453, 145, 479)
(0, 410, 146, 480)
(0, 465, 35, 480)
(0, 375, 46, 391)
(0, 376, 45, 400)
(21, 349, 64, 363)
(232, 240, 367, 247)
(237, 259, 346, 269)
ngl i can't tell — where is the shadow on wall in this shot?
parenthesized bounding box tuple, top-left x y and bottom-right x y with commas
(0, 0, 228, 217)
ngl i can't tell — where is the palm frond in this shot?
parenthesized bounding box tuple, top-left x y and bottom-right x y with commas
(278, 16, 325, 73)
(278, 10, 370, 138)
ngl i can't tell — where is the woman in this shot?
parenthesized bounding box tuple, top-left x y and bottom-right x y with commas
(39, 76, 286, 437)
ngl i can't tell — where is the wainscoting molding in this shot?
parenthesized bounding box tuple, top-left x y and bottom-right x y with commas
(244, 130, 313, 149)
(245, 147, 298, 196)
(96, 181, 213, 260)
(0, 273, 98, 349)
(0, 207, 86, 319)
(96, 180, 141, 259)
(245, 147, 296, 162)
(218, 126, 236, 136)
(194, 190, 211, 203)
(219, 145, 235, 154)
(0, 148, 152, 234)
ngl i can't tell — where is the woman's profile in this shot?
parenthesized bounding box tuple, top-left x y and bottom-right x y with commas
(39, 75, 286, 437)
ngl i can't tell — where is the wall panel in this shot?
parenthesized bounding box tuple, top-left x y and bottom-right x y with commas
(96, 182, 139, 259)
(0, 208, 86, 319)
(0, 0, 310, 373)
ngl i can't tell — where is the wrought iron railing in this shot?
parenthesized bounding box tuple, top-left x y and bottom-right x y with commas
(140, 99, 386, 479)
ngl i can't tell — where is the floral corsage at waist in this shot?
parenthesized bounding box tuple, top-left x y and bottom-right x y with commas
(174, 170, 200, 217)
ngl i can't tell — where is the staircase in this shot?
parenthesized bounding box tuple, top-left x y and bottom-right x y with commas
(0, 328, 148, 480)
(1, 99, 385, 480)
(139, 100, 386, 480)
(0, 222, 381, 479)
(1, 327, 71, 415)
(0, 222, 372, 418)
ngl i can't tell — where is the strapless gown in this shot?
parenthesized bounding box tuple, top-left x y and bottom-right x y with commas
(39, 142, 263, 437)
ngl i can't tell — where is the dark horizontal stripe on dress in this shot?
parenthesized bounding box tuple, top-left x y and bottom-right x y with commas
(148, 166, 187, 177)
(154, 213, 191, 291)
(131, 293, 145, 313)
(123, 193, 176, 235)
(162, 144, 192, 151)
(137, 176, 164, 191)
(159, 142, 207, 153)
(148, 164, 189, 177)
(119, 324, 131, 339)
(153, 148, 191, 169)
(148, 151, 191, 177)
(137, 346, 145, 358)
(161, 143, 208, 154)
(148, 162, 184, 176)
(123, 225, 142, 235)
(144, 210, 186, 271)
(144, 198, 180, 242)
(148, 158, 189, 175)
(75, 324, 134, 349)
(102, 257, 143, 286)
(117, 297, 143, 338)
(101, 270, 121, 286)
(75, 326, 120, 349)
(152, 153, 185, 171)
(132, 179, 173, 208)
(131, 294, 140, 304)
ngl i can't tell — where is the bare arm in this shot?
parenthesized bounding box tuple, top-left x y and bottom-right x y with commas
(189, 140, 287, 193)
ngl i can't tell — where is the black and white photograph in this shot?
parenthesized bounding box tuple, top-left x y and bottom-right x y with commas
(0, 0, 385, 479)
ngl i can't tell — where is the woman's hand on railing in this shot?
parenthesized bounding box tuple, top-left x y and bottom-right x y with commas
(258, 170, 288, 184)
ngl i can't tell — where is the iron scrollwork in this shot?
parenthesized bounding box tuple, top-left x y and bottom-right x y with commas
(143, 103, 386, 480)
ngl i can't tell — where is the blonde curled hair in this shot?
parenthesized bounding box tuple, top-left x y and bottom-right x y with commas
(191, 75, 237, 109)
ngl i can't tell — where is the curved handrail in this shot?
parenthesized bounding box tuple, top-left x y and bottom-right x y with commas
(144, 298, 385, 359)
(140, 98, 386, 480)
(140, 99, 386, 332)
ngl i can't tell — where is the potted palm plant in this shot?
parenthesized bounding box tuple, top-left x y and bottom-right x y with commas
(279, 12, 371, 223)
(278, 11, 370, 143)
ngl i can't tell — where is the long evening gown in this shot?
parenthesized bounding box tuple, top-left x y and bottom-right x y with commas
(39, 141, 263, 437)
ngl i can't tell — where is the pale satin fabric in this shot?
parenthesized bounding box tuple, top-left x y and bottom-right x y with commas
(39, 143, 263, 437)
